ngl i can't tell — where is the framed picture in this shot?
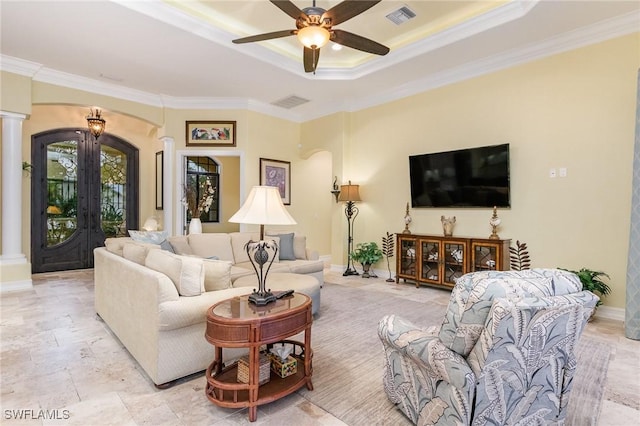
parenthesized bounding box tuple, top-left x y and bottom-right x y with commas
(260, 158, 291, 205)
(185, 121, 236, 147)
(155, 151, 163, 210)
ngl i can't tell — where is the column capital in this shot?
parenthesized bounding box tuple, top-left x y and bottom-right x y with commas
(0, 111, 27, 120)
(159, 136, 174, 145)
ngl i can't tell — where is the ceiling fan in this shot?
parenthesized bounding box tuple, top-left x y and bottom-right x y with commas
(232, 0, 390, 73)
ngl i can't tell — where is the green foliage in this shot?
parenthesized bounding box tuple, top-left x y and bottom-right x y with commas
(350, 242, 383, 266)
(560, 267, 611, 306)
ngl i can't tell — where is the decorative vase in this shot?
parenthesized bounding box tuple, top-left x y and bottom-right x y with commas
(188, 218, 202, 234)
(441, 216, 456, 237)
(362, 263, 372, 278)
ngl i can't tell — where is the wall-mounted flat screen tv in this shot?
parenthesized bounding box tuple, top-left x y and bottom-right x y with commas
(409, 144, 510, 208)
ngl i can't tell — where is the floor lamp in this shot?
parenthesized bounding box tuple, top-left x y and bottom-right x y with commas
(229, 186, 297, 305)
(338, 181, 361, 276)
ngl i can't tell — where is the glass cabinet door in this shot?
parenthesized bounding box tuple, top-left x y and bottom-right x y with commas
(472, 243, 498, 271)
(443, 241, 466, 285)
(399, 238, 417, 278)
(420, 240, 440, 282)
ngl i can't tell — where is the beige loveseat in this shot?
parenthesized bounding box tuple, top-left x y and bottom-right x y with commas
(94, 232, 323, 387)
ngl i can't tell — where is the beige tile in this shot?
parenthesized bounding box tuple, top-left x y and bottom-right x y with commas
(1, 268, 638, 426)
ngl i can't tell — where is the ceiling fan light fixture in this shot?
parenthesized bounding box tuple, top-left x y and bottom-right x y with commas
(297, 25, 330, 49)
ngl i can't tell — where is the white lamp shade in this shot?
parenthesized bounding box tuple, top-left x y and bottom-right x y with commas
(229, 186, 297, 226)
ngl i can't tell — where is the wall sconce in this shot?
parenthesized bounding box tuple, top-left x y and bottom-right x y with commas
(330, 176, 341, 202)
(86, 108, 106, 139)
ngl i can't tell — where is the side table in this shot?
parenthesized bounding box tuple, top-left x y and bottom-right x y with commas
(204, 293, 313, 422)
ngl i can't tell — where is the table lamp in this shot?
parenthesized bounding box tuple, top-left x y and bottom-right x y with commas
(229, 186, 297, 305)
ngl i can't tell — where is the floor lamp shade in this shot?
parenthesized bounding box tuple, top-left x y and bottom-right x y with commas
(229, 186, 296, 305)
(337, 182, 361, 202)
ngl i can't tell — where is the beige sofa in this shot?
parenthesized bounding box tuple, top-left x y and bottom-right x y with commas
(94, 232, 323, 387)
(166, 232, 324, 286)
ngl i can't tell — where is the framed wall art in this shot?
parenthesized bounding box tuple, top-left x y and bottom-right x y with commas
(155, 151, 163, 210)
(185, 121, 236, 147)
(260, 158, 291, 205)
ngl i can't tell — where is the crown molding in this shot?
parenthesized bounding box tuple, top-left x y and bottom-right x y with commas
(310, 10, 640, 122)
(1, 10, 637, 124)
(0, 55, 42, 77)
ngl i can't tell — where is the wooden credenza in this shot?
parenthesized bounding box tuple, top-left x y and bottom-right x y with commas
(396, 233, 510, 289)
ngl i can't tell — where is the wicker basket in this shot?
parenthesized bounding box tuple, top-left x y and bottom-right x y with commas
(237, 354, 270, 386)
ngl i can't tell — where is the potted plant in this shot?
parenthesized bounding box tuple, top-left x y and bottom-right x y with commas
(350, 242, 383, 278)
(560, 267, 611, 319)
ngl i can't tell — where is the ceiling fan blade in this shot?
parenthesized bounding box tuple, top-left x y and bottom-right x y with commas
(232, 29, 296, 44)
(331, 29, 389, 55)
(322, 0, 381, 26)
(270, 0, 308, 21)
(303, 47, 320, 73)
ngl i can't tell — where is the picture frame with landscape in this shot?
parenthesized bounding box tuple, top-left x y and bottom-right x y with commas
(259, 158, 291, 205)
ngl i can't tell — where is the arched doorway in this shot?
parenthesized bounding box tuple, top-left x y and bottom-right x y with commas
(31, 128, 139, 272)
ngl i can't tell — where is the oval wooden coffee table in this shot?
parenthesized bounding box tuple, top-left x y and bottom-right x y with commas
(204, 293, 313, 422)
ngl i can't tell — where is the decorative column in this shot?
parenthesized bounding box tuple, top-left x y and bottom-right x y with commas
(160, 136, 174, 235)
(0, 111, 32, 291)
(626, 69, 640, 340)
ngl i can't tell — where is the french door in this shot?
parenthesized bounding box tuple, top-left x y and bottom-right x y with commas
(31, 129, 138, 273)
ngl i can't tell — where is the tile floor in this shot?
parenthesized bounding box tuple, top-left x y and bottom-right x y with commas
(0, 269, 638, 425)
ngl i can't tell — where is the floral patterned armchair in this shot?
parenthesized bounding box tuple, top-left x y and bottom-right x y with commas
(378, 269, 599, 425)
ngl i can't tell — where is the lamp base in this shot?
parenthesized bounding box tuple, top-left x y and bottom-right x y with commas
(248, 291, 277, 306)
(343, 268, 359, 276)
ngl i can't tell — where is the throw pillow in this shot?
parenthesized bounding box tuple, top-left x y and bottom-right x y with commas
(202, 259, 233, 291)
(128, 230, 169, 245)
(145, 250, 204, 297)
(167, 236, 193, 256)
(293, 235, 307, 260)
(267, 232, 296, 260)
(122, 241, 159, 265)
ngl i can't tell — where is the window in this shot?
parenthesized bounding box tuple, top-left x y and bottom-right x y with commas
(185, 156, 220, 223)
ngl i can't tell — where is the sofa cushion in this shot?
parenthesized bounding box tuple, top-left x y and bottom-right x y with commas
(145, 250, 204, 297)
(104, 237, 133, 257)
(122, 241, 159, 265)
(285, 259, 324, 274)
(267, 232, 296, 260)
(188, 233, 234, 262)
(167, 235, 193, 256)
(202, 259, 233, 291)
(293, 235, 307, 260)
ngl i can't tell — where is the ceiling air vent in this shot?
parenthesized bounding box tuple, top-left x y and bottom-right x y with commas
(271, 95, 310, 109)
(386, 6, 416, 25)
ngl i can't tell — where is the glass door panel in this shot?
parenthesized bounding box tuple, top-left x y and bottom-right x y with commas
(46, 141, 79, 247)
(100, 145, 127, 237)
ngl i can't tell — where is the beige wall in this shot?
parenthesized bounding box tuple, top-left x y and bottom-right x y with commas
(312, 33, 638, 309)
(1, 32, 637, 309)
